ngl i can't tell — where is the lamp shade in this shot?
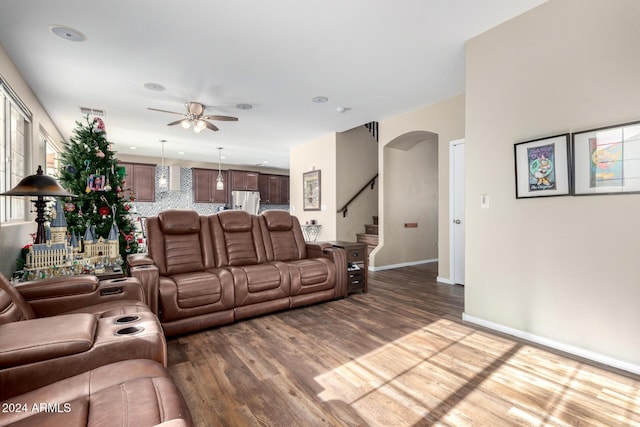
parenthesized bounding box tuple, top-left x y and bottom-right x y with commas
(0, 165, 76, 197)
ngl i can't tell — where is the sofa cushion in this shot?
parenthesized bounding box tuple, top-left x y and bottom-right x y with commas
(158, 209, 200, 234)
(0, 359, 192, 426)
(259, 210, 307, 261)
(213, 211, 267, 267)
(163, 233, 205, 274)
(0, 313, 96, 369)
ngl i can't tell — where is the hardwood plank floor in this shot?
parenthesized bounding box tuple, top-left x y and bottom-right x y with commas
(167, 263, 640, 426)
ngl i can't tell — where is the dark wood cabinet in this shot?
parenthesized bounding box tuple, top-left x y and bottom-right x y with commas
(327, 241, 368, 296)
(119, 162, 155, 202)
(193, 168, 227, 203)
(229, 170, 259, 191)
(258, 174, 290, 205)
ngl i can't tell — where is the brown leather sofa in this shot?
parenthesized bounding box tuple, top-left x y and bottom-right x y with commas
(0, 274, 167, 396)
(0, 359, 192, 426)
(0, 274, 193, 426)
(129, 209, 346, 336)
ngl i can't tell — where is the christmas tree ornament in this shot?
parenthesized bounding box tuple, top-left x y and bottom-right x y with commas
(99, 206, 110, 217)
(66, 165, 77, 175)
(96, 149, 105, 158)
(64, 202, 75, 212)
(94, 117, 106, 133)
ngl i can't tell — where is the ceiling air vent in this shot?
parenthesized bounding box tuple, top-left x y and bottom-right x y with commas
(80, 107, 105, 117)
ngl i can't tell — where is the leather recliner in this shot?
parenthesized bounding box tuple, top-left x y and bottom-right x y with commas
(0, 359, 192, 426)
(0, 274, 167, 400)
(129, 209, 347, 337)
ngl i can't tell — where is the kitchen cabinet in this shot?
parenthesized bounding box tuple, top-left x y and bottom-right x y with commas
(119, 162, 155, 202)
(193, 168, 227, 203)
(258, 174, 289, 205)
(229, 170, 259, 191)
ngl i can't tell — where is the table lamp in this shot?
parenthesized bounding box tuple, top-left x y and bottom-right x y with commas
(0, 165, 76, 244)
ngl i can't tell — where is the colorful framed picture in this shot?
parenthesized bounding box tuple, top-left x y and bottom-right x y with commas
(303, 169, 321, 211)
(572, 120, 640, 195)
(514, 133, 570, 199)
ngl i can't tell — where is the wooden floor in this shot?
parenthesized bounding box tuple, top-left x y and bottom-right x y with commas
(167, 264, 640, 426)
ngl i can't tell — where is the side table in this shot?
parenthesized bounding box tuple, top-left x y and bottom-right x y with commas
(327, 241, 368, 295)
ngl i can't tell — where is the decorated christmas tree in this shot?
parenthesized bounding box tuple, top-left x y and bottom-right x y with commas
(57, 116, 139, 263)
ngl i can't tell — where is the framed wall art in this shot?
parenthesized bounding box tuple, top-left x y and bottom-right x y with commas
(303, 169, 321, 211)
(572, 120, 640, 195)
(514, 133, 570, 199)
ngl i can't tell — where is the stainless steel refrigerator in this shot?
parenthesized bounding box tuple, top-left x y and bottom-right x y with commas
(231, 190, 260, 214)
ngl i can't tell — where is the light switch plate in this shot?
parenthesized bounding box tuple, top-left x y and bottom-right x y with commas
(480, 194, 490, 208)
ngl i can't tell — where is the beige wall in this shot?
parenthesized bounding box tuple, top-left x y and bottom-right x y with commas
(0, 43, 64, 278)
(290, 133, 337, 241)
(336, 126, 378, 241)
(465, 0, 640, 368)
(374, 95, 465, 271)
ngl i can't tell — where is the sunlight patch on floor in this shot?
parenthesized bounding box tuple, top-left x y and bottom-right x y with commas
(315, 319, 518, 425)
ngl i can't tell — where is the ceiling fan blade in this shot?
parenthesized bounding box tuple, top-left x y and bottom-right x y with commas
(147, 107, 186, 116)
(204, 121, 219, 131)
(167, 119, 187, 126)
(203, 115, 239, 122)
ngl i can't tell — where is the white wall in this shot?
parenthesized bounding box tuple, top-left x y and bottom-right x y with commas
(465, 0, 640, 369)
(0, 43, 64, 278)
(336, 125, 378, 241)
(290, 133, 337, 241)
(374, 95, 465, 270)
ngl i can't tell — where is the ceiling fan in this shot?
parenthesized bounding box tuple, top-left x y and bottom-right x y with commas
(147, 101, 238, 133)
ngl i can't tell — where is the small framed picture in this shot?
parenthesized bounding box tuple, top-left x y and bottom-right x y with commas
(303, 170, 321, 211)
(88, 174, 105, 191)
(514, 133, 571, 199)
(572, 120, 640, 195)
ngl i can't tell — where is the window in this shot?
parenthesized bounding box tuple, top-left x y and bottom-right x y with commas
(0, 80, 31, 223)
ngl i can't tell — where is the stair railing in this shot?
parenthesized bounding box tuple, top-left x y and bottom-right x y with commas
(337, 174, 378, 217)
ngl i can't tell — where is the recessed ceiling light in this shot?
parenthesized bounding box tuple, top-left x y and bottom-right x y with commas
(144, 82, 165, 91)
(336, 107, 351, 113)
(49, 25, 86, 42)
(236, 103, 252, 110)
(311, 96, 329, 104)
(221, 156, 226, 160)
(178, 151, 185, 155)
(129, 146, 137, 150)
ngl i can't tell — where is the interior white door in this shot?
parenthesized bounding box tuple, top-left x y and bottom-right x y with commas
(453, 141, 465, 284)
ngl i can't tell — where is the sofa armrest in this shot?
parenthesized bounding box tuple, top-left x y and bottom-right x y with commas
(127, 253, 156, 267)
(16, 275, 100, 300)
(0, 313, 96, 369)
(16, 276, 145, 318)
(321, 247, 348, 298)
(129, 264, 160, 315)
(305, 242, 332, 258)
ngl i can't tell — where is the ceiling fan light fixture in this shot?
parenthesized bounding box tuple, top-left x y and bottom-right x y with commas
(180, 119, 192, 129)
(196, 119, 207, 130)
(193, 125, 203, 134)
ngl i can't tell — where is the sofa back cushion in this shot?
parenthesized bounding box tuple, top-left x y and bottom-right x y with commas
(260, 210, 307, 261)
(148, 210, 213, 275)
(0, 274, 35, 325)
(211, 210, 267, 267)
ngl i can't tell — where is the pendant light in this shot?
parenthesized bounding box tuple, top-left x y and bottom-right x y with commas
(158, 139, 168, 191)
(216, 147, 224, 191)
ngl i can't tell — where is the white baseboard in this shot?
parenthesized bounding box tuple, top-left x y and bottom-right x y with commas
(462, 313, 640, 376)
(436, 276, 454, 285)
(369, 258, 437, 272)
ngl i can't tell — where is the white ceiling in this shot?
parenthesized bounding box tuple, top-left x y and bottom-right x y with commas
(0, 0, 546, 170)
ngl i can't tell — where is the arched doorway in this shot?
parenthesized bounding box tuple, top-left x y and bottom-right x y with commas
(371, 130, 438, 269)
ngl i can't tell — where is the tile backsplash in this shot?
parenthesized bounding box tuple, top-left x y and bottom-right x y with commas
(131, 166, 289, 218)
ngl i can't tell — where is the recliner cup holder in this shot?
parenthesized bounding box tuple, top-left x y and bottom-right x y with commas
(115, 326, 144, 336)
(115, 315, 141, 324)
